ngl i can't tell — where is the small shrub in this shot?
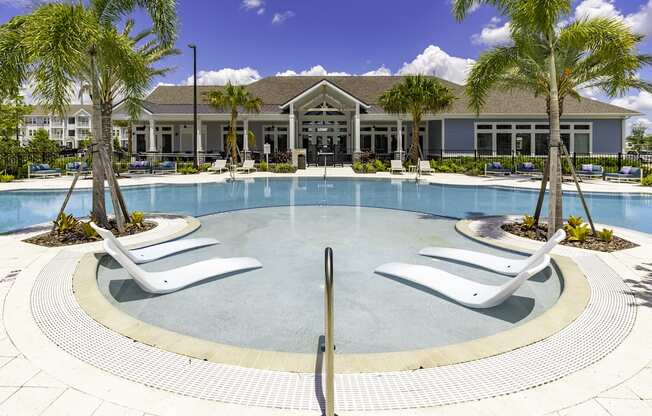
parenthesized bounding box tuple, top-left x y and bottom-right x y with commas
(80, 221, 99, 240)
(130, 211, 145, 228)
(179, 166, 199, 175)
(567, 224, 590, 242)
(597, 228, 614, 243)
(53, 213, 79, 235)
(642, 175, 652, 186)
(373, 159, 386, 172)
(352, 162, 364, 173)
(198, 163, 211, 172)
(363, 162, 377, 174)
(567, 216, 584, 228)
(521, 215, 537, 231)
(465, 167, 483, 176)
(0, 174, 15, 182)
(271, 163, 296, 173)
(259, 161, 269, 172)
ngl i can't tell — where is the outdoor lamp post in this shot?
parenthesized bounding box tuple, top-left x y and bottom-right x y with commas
(188, 44, 198, 167)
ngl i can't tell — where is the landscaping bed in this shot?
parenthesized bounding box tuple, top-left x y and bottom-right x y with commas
(501, 216, 637, 252)
(25, 212, 155, 247)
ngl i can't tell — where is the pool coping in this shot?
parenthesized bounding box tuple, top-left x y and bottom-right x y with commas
(73, 216, 591, 374)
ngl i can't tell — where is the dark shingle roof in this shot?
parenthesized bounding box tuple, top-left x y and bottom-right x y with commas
(144, 76, 638, 116)
(28, 104, 93, 116)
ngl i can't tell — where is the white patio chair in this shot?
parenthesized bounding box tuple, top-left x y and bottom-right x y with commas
(419, 229, 566, 276)
(102, 238, 262, 294)
(418, 160, 433, 175)
(236, 159, 257, 173)
(90, 222, 219, 264)
(208, 159, 228, 173)
(390, 160, 405, 174)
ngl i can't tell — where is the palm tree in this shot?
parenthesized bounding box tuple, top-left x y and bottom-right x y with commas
(452, 0, 651, 237)
(204, 83, 262, 164)
(378, 75, 455, 163)
(0, 1, 177, 230)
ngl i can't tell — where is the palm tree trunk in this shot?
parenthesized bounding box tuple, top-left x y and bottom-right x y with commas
(89, 50, 108, 227)
(101, 102, 129, 227)
(230, 112, 238, 164)
(547, 45, 564, 238)
(410, 116, 421, 163)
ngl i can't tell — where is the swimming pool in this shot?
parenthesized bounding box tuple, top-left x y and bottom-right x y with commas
(2, 178, 651, 234)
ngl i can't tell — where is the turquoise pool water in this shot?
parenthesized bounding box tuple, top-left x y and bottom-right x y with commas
(2, 178, 652, 234)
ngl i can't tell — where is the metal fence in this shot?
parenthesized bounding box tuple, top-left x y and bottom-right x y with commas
(0, 150, 132, 178)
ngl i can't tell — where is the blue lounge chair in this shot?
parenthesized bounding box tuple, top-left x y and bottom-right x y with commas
(28, 164, 62, 178)
(604, 166, 643, 183)
(484, 162, 511, 176)
(152, 161, 177, 174)
(128, 160, 151, 174)
(576, 164, 603, 180)
(516, 162, 541, 176)
(65, 161, 91, 177)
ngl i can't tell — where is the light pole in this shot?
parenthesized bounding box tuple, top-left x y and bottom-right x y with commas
(188, 44, 198, 167)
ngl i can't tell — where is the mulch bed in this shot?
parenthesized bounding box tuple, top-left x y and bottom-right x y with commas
(25, 220, 156, 248)
(501, 222, 638, 253)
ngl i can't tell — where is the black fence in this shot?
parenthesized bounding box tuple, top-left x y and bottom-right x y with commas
(423, 150, 651, 175)
(0, 150, 132, 178)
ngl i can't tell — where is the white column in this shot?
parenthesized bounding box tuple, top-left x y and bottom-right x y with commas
(148, 119, 156, 152)
(196, 118, 203, 152)
(243, 118, 249, 157)
(354, 103, 361, 153)
(441, 118, 446, 153)
(397, 118, 403, 160)
(289, 103, 296, 150)
(131, 127, 137, 153)
(621, 118, 627, 153)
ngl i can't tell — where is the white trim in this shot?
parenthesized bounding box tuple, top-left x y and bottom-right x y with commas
(280, 79, 370, 110)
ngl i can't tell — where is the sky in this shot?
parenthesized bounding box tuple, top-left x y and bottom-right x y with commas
(1, 0, 652, 133)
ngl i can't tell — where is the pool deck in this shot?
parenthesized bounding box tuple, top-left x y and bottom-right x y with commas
(0, 173, 651, 415)
(1, 167, 651, 195)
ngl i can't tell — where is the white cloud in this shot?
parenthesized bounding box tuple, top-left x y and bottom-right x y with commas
(276, 65, 350, 77)
(471, 17, 512, 46)
(242, 0, 263, 10)
(182, 67, 262, 86)
(272, 10, 295, 25)
(20, 82, 91, 105)
(574, 0, 652, 36)
(397, 45, 475, 84)
(257, 8, 265, 15)
(362, 66, 392, 76)
(611, 91, 652, 113)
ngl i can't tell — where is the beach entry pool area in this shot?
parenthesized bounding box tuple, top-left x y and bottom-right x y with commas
(97, 206, 561, 354)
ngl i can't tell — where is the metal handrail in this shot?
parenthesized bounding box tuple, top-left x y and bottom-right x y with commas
(324, 247, 335, 416)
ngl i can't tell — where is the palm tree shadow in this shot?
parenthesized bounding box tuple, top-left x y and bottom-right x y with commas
(625, 262, 652, 308)
(378, 273, 535, 323)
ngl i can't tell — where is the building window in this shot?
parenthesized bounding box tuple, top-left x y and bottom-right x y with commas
(476, 122, 592, 155)
(68, 129, 76, 137)
(68, 117, 75, 124)
(262, 125, 289, 153)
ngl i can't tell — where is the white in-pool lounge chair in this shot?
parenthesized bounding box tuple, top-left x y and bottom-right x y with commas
(236, 159, 257, 173)
(90, 222, 219, 264)
(390, 160, 405, 174)
(374, 253, 550, 309)
(419, 229, 566, 276)
(102, 238, 262, 294)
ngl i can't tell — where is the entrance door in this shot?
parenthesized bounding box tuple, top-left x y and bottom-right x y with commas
(162, 133, 172, 153)
(136, 134, 146, 152)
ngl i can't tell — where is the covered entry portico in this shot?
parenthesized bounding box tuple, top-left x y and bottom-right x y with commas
(282, 79, 371, 164)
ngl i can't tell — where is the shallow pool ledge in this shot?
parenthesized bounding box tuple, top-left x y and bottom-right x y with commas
(73, 235, 590, 374)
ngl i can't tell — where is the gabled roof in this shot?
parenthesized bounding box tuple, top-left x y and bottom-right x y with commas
(144, 76, 640, 116)
(279, 79, 370, 109)
(27, 105, 93, 117)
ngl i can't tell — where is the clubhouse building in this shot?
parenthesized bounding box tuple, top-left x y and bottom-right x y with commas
(25, 76, 640, 164)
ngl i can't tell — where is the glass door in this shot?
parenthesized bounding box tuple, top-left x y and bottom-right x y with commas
(496, 133, 512, 155)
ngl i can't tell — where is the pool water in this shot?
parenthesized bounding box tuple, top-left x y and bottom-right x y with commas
(2, 178, 652, 233)
(97, 206, 562, 353)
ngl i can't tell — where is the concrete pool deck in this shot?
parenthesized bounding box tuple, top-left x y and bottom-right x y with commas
(0, 174, 651, 414)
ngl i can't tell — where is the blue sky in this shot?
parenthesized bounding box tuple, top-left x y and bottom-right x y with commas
(1, 0, 651, 131)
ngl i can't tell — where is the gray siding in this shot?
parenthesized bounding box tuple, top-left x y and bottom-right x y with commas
(444, 119, 475, 151)
(427, 120, 442, 151)
(591, 119, 622, 153)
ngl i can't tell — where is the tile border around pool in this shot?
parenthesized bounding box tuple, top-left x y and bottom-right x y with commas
(72, 215, 591, 374)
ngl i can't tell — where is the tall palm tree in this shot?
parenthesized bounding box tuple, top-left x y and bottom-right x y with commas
(0, 1, 177, 230)
(453, 0, 651, 237)
(378, 75, 455, 163)
(204, 83, 262, 164)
